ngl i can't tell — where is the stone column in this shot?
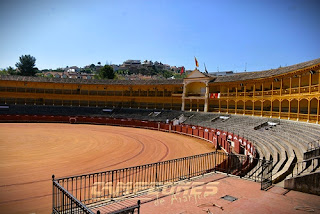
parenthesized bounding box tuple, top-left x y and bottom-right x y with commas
(204, 82, 209, 112)
(181, 98, 185, 111)
(181, 83, 186, 111)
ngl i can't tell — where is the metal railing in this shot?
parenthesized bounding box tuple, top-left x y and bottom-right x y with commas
(53, 175, 141, 214)
(52, 175, 94, 214)
(260, 158, 273, 190)
(289, 158, 319, 178)
(307, 140, 320, 151)
(53, 151, 272, 213)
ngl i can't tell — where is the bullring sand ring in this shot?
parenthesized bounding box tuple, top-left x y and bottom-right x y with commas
(0, 123, 215, 214)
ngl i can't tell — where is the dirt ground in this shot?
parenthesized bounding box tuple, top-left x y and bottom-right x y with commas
(0, 123, 215, 214)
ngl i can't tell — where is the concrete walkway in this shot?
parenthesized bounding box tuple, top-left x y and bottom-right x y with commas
(137, 173, 320, 214)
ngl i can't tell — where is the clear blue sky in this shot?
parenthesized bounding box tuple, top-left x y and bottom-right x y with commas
(0, 0, 319, 72)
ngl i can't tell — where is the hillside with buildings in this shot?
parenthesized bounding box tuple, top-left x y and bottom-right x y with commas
(1, 58, 237, 80)
(10, 60, 192, 80)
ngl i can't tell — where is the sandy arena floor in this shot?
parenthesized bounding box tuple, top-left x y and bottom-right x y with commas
(0, 123, 215, 214)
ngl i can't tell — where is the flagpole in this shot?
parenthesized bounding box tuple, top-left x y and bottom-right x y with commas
(204, 63, 208, 74)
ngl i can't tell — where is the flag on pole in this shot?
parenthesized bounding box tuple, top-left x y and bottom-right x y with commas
(204, 63, 208, 74)
(194, 57, 199, 67)
(180, 66, 185, 75)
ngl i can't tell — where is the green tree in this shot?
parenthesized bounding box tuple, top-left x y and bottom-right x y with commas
(96, 65, 115, 79)
(162, 70, 174, 79)
(90, 64, 96, 70)
(0, 66, 16, 75)
(173, 72, 188, 79)
(0, 69, 8, 75)
(7, 66, 16, 75)
(15, 55, 37, 76)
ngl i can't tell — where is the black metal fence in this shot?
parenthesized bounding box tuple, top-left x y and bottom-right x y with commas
(52, 175, 94, 214)
(261, 158, 273, 190)
(289, 158, 319, 178)
(52, 151, 272, 213)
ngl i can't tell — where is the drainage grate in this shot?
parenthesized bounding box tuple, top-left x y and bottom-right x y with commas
(221, 195, 238, 202)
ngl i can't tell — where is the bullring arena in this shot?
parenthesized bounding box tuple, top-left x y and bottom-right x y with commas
(0, 58, 320, 213)
(0, 123, 215, 213)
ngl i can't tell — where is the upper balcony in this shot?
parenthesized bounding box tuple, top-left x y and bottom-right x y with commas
(219, 84, 319, 98)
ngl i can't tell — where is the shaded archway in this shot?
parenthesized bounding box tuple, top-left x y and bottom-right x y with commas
(299, 99, 308, 114)
(185, 99, 191, 111)
(254, 101, 262, 116)
(185, 82, 206, 96)
(228, 100, 235, 113)
(281, 99, 289, 112)
(191, 100, 198, 111)
(290, 99, 298, 114)
(237, 100, 244, 114)
(245, 100, 253, 110)
(209, 99, 219, 112)
(263, 100, 271, 111)
(221, 100, 227, 109)
(310, 98, 318, 115)
(272, 99, 280, 112)
(309, 98, 319, 122)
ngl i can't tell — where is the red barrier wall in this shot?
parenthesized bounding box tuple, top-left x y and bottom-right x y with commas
(175, 125, 182, 132)
(0, 114, 256, 157)
(204, 130, 209, 140)
(198, 128, 204, 138)
(187, 127, 192, 135)
(192, 127, 199, 136)
(182, 126, 188, 134)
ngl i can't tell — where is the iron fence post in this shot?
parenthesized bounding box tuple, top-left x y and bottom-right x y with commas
(52, 174, 55, 213)
(188, 157, 191, 179)
(111, 171, 114, 199)
(137, 200, 141, 214)
(227, 153, 230, 175)
(155, 163, 158, 188)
